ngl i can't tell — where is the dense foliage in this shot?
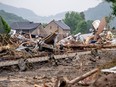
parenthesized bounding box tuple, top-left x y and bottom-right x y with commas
(0, 10, 28, 25)
(105, 0, 116, 16)
(63, 11, 92, 34)
(0, 16, 11, 33)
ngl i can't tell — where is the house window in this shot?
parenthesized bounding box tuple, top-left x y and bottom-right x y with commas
(50, 26, 52, 29)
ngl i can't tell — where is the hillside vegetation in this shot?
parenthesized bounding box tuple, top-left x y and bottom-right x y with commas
(0, 10, 28, 25)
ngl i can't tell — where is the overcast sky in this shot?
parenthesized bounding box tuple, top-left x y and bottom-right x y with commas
(0, 0, 102, 16)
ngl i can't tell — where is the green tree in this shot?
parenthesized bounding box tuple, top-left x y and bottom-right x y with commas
(0, 16, 11, 33)
(105, 15, 114, 29)
(86, 20, 93, 31)
(63, 11, 92, 34)
(74, 20, 87, 34)
(63, 11, 83, 34)
(74, 20, 93, 34)
(80, 12, 85, 20)
(105, 0, 116, 16)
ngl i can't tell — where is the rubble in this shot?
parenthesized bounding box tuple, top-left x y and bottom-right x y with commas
(0, 17, 115, 87)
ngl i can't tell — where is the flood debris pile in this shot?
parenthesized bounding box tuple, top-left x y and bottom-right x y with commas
(58, 17, 116, 50)
(0, 17, 116, 61)
(0, 17, 116, 87)
(0, 32, 57, 61)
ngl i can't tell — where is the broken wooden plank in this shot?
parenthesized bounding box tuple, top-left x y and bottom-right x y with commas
(53, 68, 99, 87)
(68, 68, 99, 85)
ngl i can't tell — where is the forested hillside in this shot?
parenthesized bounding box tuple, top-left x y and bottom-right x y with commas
(0, 10, 28, 25)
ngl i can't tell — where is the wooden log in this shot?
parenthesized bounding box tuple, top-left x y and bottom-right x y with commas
(68, 68, 99, 85)
(56, 68, 99, 87)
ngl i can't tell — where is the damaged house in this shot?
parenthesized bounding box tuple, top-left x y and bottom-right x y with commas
(11, 22, 47, 37)
(44, 20, 71, 41)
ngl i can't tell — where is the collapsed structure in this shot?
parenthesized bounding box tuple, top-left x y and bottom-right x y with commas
(0, 17, 115, 68)
(56, 17, 116, 53)
(0, 17, 116, 87)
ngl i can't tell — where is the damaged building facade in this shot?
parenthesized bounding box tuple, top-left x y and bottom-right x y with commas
(44, 20, 70, 35)
(10, 22, 47, 37)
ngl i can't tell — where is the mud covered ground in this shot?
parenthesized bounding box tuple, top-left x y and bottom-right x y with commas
(0, 49, 115, 87)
